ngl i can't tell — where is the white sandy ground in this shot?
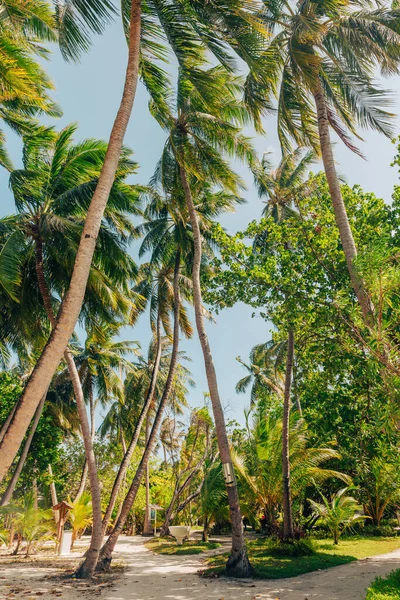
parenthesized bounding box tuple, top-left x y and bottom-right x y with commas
(1, 536, 400, 600)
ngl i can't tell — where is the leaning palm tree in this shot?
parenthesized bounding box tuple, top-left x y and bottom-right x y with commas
(0, 0, 262, 495)
(0, 124, 141, 577)
(72, 320, 138, 500)
(256, 0, 400, 322)
(151, 64, 255, 576)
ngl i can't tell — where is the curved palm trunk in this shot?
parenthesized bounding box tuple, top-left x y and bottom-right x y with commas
(0, 394, 45, 506)
(96, 252, 181, 572)
(282, 329, 294, 540)
(34, 240, 102, 578)
(313, 83, 373, 324)
(0, 0, 142, 484)
(102, 314, 162, 535)
(179, 167, 253, 578)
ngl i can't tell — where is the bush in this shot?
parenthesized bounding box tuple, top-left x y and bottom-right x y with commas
(363, 525, 395, 537)
(269, 538, 316, 557)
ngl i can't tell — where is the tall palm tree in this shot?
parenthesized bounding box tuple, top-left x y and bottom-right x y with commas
(256, 0, 400, 321)
(252, 148, 317, 538)
(101, 258, 192, 534)
(0, 125, 141, 577)
(0, 0, 262, 487)
(152, 64, 255, 577)
(96, 253, 195, 571)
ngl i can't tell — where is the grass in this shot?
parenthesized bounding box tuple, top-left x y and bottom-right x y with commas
(145, 536, 221, 556)
(365, 569, 400, 599)
(202, 536, 400, 580)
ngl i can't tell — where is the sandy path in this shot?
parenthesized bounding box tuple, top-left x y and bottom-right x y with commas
(103, 536, 400, 600)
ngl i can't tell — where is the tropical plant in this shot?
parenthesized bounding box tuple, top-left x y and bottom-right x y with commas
(68, 492, 93, 549)
(234, 410, 351, 532)
(309, 487, 368, 544)
(0, 493, 55, 556)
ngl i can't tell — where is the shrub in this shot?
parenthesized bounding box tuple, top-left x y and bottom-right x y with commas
(363, 524, 395, 537)
(269, 538, 316, 557)
(365, 568, 400, 599)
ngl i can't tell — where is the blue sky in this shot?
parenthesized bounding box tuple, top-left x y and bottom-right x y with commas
(1, 19, 400, 425)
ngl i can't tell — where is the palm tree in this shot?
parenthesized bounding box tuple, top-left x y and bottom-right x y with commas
(101, 258, 192, 535)
(0, 0, 262, 488)
(152, 64, 255, 576)
(251, 148, 320, 538)
(0, 125, 140, 577)
(256, 0, 400, 321)
(96, 254, 193, 571)
(236, 341, 286, 406)
(72, 320, 138, 500)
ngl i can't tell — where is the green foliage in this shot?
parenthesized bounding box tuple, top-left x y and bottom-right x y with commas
(366, 569, 400, 600)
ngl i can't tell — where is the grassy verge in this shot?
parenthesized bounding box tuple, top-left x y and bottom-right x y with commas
(365, 569, 400, 599)
(202, 537, 400, 580)
(145, 536, 221, 556)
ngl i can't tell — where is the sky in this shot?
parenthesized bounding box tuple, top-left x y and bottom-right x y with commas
(1, 18, 400, 426)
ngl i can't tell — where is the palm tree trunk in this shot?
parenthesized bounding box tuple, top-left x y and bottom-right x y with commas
(33, 240, 102, 578)
(0, 0, 142, 484)
(179, 166, 253, 578)
(102, 313, 162, 535)
(0, 395, 45, 506)
(282, 328, 294, 540)
(143, 416, 153, 535)
(48, 464, 59, 523)
(313, 83, 373, 324)
(74, 379, 96, 501)
(96, 251, 181, 572)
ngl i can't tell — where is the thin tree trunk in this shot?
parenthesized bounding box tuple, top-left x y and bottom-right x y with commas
(33, 239, 102, 578)
(32, 477, 38, 510)
(48, 464, 59, 523)
(74, 379, 96, 501)
(0, 0, 142, 484)
(282, 329, 294, 540)
(313, 83, 373, 324)
(179, 166, 253, 577)
(102, 314, 162, 535)
(143, 416, 153, 535)
(0, 401, 18, 444)
(97, 251, 181, 572)
(0, 395, 45, 506)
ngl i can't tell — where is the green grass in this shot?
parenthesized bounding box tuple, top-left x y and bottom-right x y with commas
(202, 536, 400, 580)
(145, 536, 221, 556)
(365, 569, 400, 599)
